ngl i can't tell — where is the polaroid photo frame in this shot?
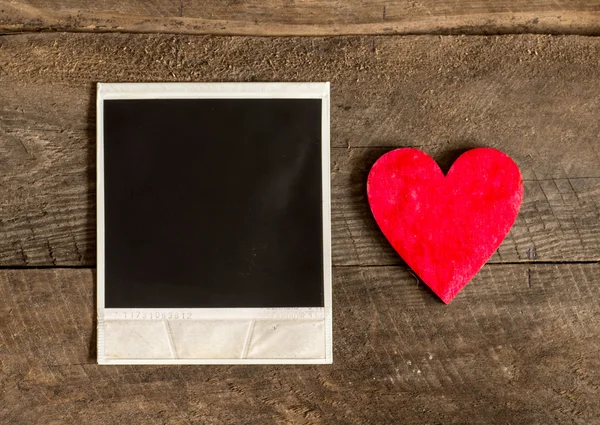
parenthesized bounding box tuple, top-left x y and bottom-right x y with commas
(97, 83, 332, 364)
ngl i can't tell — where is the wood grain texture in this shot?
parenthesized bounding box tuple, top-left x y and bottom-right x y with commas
(1, 266, 599, 424)
(1, 33, 599, 266)
(1, 0, 600, 36)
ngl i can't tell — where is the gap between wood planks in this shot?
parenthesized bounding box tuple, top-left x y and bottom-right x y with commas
(0, 260, 597, 271)
(2, 28, 600, 38)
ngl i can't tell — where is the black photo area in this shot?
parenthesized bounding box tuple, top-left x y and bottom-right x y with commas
(103, 98, 324, 308)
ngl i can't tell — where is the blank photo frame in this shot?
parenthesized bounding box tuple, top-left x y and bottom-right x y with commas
(97, 83, 332, 364)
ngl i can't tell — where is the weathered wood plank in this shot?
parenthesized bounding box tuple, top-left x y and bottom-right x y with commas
(1, 0, 600, 36)
(1, 265, 599, 423)
(1, 33, 599, 266)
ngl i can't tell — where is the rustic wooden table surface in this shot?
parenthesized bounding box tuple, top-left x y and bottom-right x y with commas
(1, 1, 600, 424)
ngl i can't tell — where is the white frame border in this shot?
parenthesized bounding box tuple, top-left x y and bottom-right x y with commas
(97, 82, 332, 365)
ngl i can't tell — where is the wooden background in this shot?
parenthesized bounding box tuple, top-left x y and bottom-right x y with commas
(1, 1, 600, 424)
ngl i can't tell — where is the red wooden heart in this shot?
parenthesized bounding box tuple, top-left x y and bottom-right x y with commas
(367, 148, 523, 303)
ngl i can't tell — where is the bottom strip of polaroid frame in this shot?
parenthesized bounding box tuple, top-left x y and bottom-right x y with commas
(98, 308, 333, 364)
